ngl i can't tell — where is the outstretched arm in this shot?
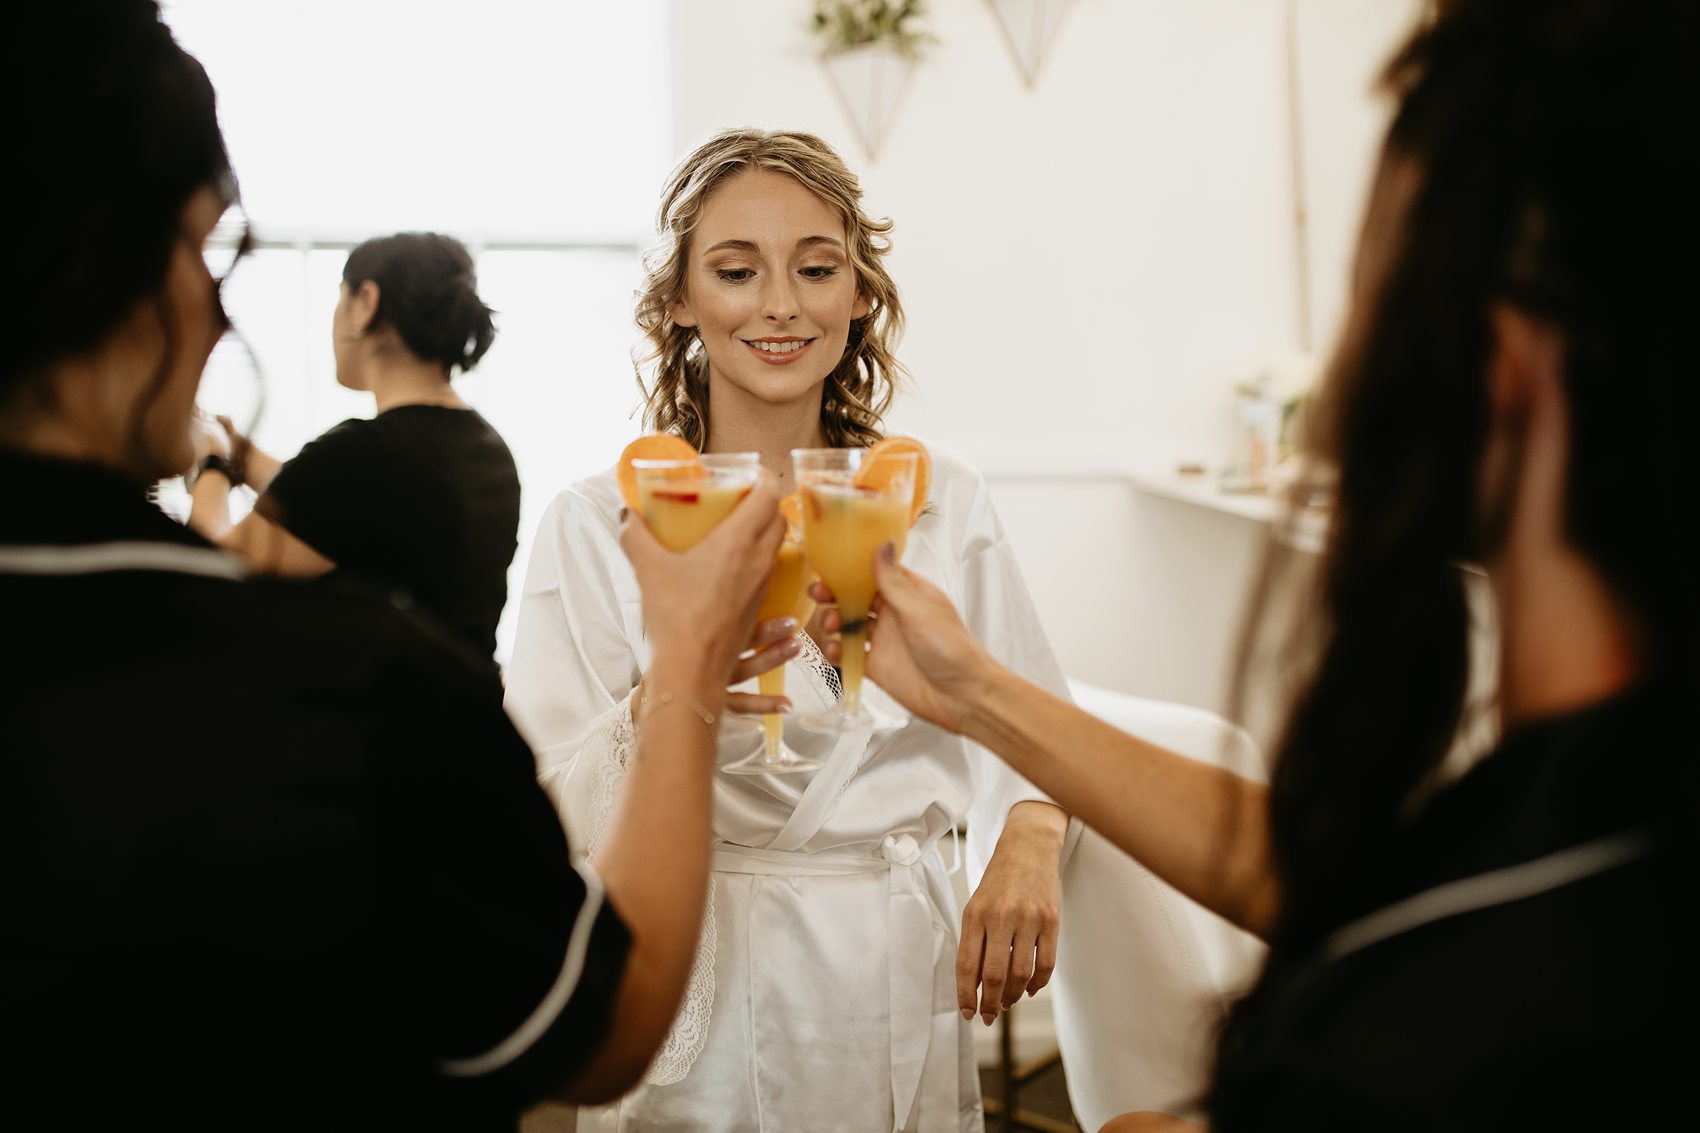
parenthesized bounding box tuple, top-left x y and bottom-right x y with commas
(864, 544, 1279, 938)
(1101, 1113, 1209, 1133)
(194, 488, 337, 578)
(558, 480, 787, 1101)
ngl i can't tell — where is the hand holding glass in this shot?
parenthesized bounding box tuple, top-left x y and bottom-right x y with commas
(633, 452, 766, 752)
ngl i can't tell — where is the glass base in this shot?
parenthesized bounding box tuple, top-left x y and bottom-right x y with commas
(797, 702, 907, 737)
(712, 715, 764, 761)
(722, 742, 822, 775)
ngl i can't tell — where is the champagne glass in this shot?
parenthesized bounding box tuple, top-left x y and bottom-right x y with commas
(633, 452, 764, 752)
(721, 533, 822, 775)
(791, 447, 916, 735)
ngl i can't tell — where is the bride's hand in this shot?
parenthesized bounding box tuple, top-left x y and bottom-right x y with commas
(723, 615, 801, 716)
(957, 802, 1065, 1026)
(634, 614, 800, 722)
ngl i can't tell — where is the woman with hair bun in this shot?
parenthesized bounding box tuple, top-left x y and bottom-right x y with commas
(4, 1, 790, 1125)
(190, 231, 519, 662)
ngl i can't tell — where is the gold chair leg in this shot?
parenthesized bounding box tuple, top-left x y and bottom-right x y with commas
(979, 1002, 1078, 1132)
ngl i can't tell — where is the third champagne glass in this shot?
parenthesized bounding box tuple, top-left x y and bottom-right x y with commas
(791, 447, 916, 735)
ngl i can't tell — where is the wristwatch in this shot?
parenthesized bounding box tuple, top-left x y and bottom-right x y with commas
(190, 452, 237, 489)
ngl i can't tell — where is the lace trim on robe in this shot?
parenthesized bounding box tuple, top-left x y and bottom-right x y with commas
(796, 629, 842, 701)
(796, 630, 888, 819)
(581, 635, 845, 1094)
(582, 697, 716, 1087)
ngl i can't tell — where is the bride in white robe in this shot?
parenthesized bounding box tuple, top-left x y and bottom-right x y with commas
(505, 129, 1071, 1132)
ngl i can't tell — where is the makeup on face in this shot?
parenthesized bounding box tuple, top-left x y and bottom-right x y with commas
(673, 171, 869, 407)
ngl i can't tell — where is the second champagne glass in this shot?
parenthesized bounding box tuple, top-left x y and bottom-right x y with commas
(791, 447, 916, 735)
(721, 530, 822, 775)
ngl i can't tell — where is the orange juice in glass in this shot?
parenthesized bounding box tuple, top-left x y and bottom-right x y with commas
(634, 453, 758, 550)
(792, 447, 917, 734)
(632, 452, 764, 748)
(723, 535, 819, 775)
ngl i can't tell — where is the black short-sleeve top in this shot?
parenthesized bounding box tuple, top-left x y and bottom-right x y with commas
(1209, 687, 1691, 1131)
(257, 406, 520, 661)
(1, 450, 626, 1130)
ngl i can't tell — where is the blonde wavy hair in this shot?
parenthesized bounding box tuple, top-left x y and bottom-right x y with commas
(635, 129, 906, 450)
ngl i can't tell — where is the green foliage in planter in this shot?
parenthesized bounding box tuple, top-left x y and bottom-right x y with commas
(812, 1, 935, 59)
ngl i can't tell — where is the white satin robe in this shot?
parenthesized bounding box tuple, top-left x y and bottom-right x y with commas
(504, 443, 1071, 1132)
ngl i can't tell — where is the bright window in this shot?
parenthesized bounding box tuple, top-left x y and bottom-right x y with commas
(159, 1, 674, 665)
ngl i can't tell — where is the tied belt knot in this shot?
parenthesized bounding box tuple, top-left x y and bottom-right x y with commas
(882, 832, 922, 866)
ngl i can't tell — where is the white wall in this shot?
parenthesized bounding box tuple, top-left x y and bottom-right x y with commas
(673, 0, 1421, 713)
(1293, 0, 1432, 354)
(677, 0, 1299, 473)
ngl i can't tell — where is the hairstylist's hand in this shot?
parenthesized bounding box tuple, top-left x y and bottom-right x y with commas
(214, 414, 245, 451)
(847, 541, 999, 735)
(189, 411, 232, 464)
(620, 474, 785, 692)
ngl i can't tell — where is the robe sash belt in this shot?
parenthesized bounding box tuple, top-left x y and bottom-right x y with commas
(712, 834, 951, 1132)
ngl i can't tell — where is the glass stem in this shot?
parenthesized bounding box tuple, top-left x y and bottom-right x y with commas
(758, 668, 786, 760)
(839, 626, 867, 713)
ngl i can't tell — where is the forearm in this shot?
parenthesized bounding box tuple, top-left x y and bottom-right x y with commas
(964, 667, 1278, 936)
(565, 656, 721, 1098)
(596, 658, 721, 943)
(239, 444, 282, 493)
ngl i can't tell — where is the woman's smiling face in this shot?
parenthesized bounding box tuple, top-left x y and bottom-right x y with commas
(671, 168, 870, 415)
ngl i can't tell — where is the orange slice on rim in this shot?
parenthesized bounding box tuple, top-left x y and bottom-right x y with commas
(616, 433, 701, 511)
(778, 491, 806, 542)
(854, 435, 931, 524)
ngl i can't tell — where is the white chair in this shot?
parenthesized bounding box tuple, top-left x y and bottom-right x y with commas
(1051, 681, 1268, 1131)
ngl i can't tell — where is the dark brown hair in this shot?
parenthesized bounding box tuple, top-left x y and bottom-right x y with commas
(5, 0, 234, 416)
(1214, 0, 1697, 1097)
(342, 233, 496, 376)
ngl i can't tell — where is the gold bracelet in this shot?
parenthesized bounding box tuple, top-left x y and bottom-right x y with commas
(641, 690, 718, 733)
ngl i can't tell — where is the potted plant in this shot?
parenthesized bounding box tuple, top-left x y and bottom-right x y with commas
(812, 2, 934, 159)
(812, 0, 934, 58)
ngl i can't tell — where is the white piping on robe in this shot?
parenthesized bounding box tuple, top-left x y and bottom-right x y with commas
(1324, 828, 1649, 962)
(440, 861, 612, 1078)
(0, 541, 245, 580)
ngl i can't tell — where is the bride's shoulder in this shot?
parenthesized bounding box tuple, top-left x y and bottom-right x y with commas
(542, 465, 623, 537)
(906, 437, 990, 517)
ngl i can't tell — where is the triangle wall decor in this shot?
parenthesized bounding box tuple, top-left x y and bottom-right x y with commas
(988, 0, 1075, 88)
(820, 42, 917, 161)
